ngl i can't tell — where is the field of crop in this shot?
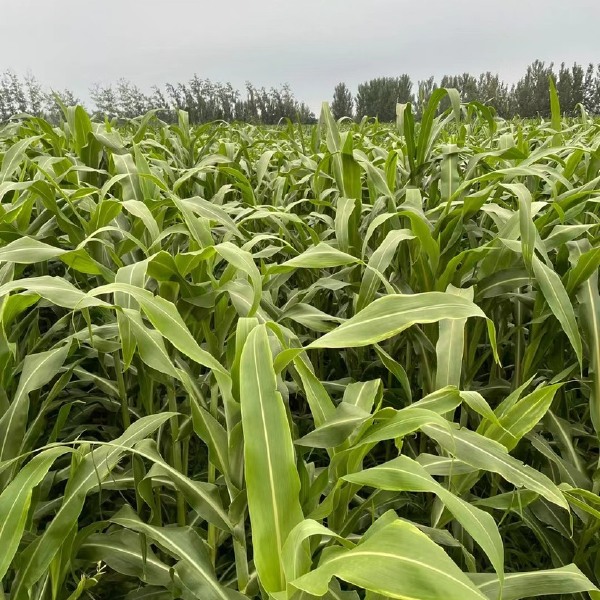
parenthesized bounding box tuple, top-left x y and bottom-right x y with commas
(0, 89, 599, 599)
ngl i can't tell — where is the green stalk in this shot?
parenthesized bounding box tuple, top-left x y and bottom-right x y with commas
(167, 384, 186, 527)
(513, 290, 524, 390)
(113, 351, 130, 429)
(207, 381, 219, 567)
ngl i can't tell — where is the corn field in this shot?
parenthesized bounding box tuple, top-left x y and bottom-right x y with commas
(0, 88, 599, 599)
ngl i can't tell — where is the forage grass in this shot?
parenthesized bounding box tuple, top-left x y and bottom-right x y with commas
(0, 91, 598, 599)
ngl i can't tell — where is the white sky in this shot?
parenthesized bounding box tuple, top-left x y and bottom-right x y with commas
(2, 0, 600, 112)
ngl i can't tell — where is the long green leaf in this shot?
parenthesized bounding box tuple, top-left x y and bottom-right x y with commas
(309, 292, 493, 350)
(422, 424, 568, 508)
(240, 324, 304, 593)
(344, 455, 504, 581)
(292, 520, 486, 599)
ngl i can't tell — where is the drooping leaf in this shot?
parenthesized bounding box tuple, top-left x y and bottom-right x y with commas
(292, 520, 486, 599)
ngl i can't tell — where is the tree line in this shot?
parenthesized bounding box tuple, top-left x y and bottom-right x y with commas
(1, 60, 600, 124)
(332, 60, 600, 120)
(0, 73, 315, 124)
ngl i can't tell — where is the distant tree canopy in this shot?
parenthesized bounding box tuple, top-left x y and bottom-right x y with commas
(0, 71, 80, 124)
(356, 75, 413, 121)
(89, 77, 317, 124)
(2, 60, 600, 124)
(0, 72, 316, 124)
(331, 82, 354, 120)
(350, 61, 600, 121)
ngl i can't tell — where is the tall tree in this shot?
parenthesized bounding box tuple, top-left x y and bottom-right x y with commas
(149, 85, 175, 122)
(90, 83, 119, 119)
(554, 62, 585, 115)
(45, 89, 81, 123)
(238, 83, 260, 123)
(416, 76, 437, 116)
(0, 71, 27, 120)
(115, 79, 151, 119)
(584, 63, 600, 114)
(331, 82, 353, 120)
(356, 76, 413, 121)
(513, 60, 555, 118)
(557, 63, 574, 114)
(477, 72, 510, 116)
(440, 73, 479, 104)
(571, 63, 585, 111)
(23, 74, 46, 116)
(6, 60, 600, 124)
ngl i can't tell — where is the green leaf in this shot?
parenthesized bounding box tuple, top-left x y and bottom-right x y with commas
(435, 285, 473, 389)
(532, 255, 583, 366)
(309, 292, 493, 350)
(422, 424, 568, 509)
(79, 530, 173, 588)
(293, 356, 336, 427)
(344, 455, 504, 581)
(122, 199, 161, 241)
(124, 309, 180, 378)
(240, 324, 304, 593)
(470, 563, 597, 599)
(216, 242, 262, 316)
(137, 439, 232, 532)
(440, 144, 460, 202)
(112, 505, 244, 600)
(549, 76, 562, 140)
(292, 520, 486, 599)
(296, 403, 371, 449)
(504, 183, 535, 269)
(0, 447, 71, 580)
(93, 282, 229, 377)
(568, 240, 600, 434)
(114, 153, 143, 202)
(480, 384, 562, 450)
(272, 242, 360, 272)
(0, 276, 109, 310)
(0, 136, 40, 182)
(0, 344, 70, 464)
(0, 237, 67, 264)
(358, 407, 451, 446)
(281, 519, 350, 584)
(357, 230, 414, 311)
(11, 413, 174, 596)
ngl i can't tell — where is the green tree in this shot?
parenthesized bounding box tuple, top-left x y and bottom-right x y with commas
(513, 60, 555, 118)
(416, 76, 437, 116)
(90, 83, 119, 119)
(440, 73, 479, 103)
(249, 83, 314, 124)
(356, 75, 413, 121)
(557, 63, 574, 114)
(149, 85, 175, 122)
(476, 72, 510, 116)
(115, 79, 151, 119)
(583, 64, 599, 114)
(0, 70, 27, 120)
(0, 71, 78, 122)
(553, 62, 585, 115)
(331, 82, 354, 120)
(571, 63, 585, 111)
(24, 74, 46, 116)
(236, 83, 260, 123)
(44, 88, 81, 123)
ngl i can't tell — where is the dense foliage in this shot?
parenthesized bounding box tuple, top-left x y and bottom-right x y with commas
(0, 88, 599, 599)
(3, 59, 600, 124)
(338, 61, 600, 120)
(0, 73, 315, 125)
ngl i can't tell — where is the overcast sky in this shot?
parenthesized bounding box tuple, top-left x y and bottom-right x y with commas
(2, 0, 600, 112)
